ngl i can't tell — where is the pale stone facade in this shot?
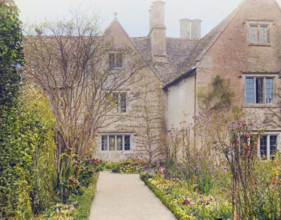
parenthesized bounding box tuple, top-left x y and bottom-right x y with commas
(97, 0, 281, 161)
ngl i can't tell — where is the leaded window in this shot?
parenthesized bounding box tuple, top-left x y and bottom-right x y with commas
(124, 135, 130, 151)
(109, 135, 115, 151)
(102, 135, 108, 151)
(113, 93, 127, 113)
(249, 24, 269, 44)
(117, 135, 123, 151)
(245, 77, 274, 104)
(259, 135, 278, 160)
(101, 134, 131, 151)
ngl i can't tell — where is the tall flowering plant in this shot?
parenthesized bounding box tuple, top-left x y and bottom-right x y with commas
(216, 111, 261, 220)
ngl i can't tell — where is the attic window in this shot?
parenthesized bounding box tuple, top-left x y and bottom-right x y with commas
(109, 53, 122, 68)
(249, 24, 270, 45)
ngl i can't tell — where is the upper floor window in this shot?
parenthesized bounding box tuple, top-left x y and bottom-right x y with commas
(249, 24, 270, 45)
(113, 93, 126, 113)
(245, 77, 274, 104)
(109, 53, 122, 68)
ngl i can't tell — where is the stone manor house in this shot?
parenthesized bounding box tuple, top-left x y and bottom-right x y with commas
(96, 0, 281, 162)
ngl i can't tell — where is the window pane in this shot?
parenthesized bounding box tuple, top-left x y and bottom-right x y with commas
(265, 78, 274, 103)
(117, 135, 123, 150)
(246, 78, 255, 103)
(256, 78, 263, 103)
(259, 26, 268, 44)
(124, 135, 130, 151)
(260, 136, 267, 160)
(102, 135, 108, 151)
(109, 135, 115, 151)
(109, 54, 115, 68)
(116, 53, 122, 68)
(120, 93, 126, 113)
(270, 135, 277, 159)
(249, 26, 258, 43)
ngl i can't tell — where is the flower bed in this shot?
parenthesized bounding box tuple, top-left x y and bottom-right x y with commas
(140, 172, 232, 219)
(42, 157, 104, 219)
(106, 160, 148, 174)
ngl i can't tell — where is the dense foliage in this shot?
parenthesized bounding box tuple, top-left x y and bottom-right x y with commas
(0, 87, 56, 218)
(0, 1, 24, 107)
(0, 3, 104, 218)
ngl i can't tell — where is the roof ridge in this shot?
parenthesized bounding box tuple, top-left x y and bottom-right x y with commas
(165, 0, 247, 86)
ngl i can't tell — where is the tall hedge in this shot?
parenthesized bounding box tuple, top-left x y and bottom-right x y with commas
(0, 87, 57, 218)
(0, 1, 24, 107)
(0, 2, 56, 218)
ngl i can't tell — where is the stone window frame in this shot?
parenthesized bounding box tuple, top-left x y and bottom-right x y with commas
(246, 20, 272, 46)
(242, 72, 278, 107)
(101, 133, 132, 151)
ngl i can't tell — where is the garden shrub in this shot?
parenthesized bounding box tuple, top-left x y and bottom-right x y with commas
(44, 167, 100, 219)
(0, 87, 56, 218)
(58, 152, 104, 202)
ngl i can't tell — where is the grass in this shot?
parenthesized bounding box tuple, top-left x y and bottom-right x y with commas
(72, 172, 99, 219)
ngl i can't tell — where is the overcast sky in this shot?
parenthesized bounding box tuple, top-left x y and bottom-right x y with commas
(14, 0, 281, 38)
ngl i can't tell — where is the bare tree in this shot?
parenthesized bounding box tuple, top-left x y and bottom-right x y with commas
(23, 11, 145, 159)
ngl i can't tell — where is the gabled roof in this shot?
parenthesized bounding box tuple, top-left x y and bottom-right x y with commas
(105, 0, 251, 87)
(165, 0, 246, 87)
(131, 37, 198, 84)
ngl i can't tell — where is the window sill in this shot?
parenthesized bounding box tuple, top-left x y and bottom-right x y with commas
(243, 103, 280, 108)
(248, 43, 271, 47)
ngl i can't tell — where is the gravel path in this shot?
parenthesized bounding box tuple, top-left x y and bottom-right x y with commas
(89, 171, 175, 220)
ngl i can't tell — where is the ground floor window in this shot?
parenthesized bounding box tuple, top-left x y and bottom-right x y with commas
(259, 135, 278, 160)
(101, 134, 131, 151)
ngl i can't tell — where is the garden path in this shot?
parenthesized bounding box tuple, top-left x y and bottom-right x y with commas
(89, 171, 175, 220)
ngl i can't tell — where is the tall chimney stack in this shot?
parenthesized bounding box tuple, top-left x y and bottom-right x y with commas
(191, 19, 201, 40)
(180, 18, 191, 39)
(149, 0, 167, 62)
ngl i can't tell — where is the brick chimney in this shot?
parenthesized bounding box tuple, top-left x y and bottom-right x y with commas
(149, 0, 167, 62)
(179, 18, 201, 40)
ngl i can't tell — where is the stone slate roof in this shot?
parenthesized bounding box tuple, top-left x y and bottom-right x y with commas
(131, 37, 198, 84)
(131, 1, 244, 87)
